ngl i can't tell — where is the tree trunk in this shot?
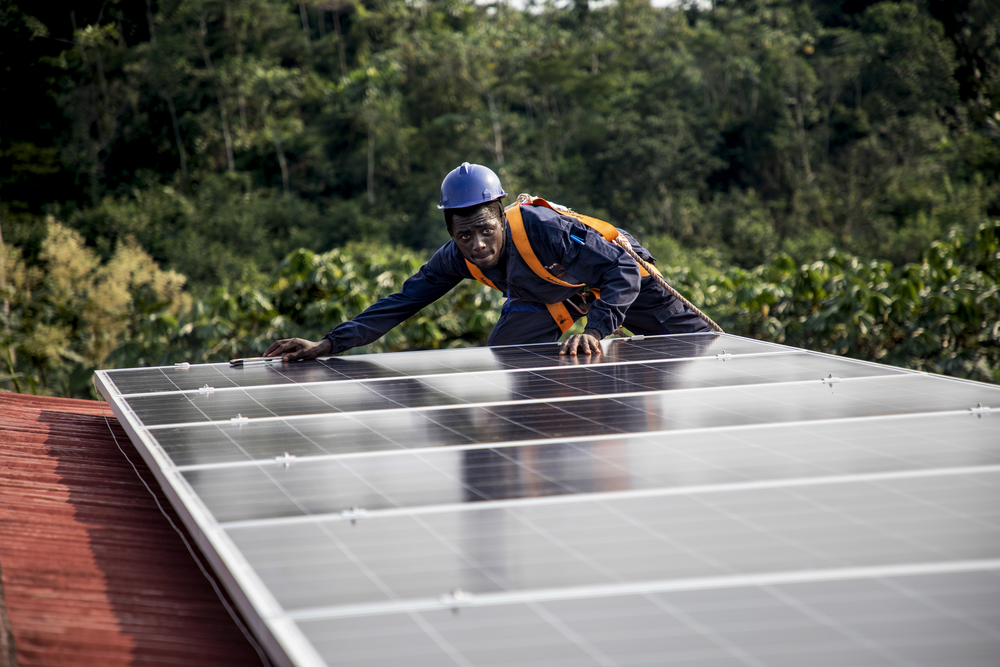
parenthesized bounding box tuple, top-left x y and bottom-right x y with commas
(486, 92, 504, 165)
(71, 12, 105, 204)
(299, 3, 311, 39)
(542, 122, 554, 184)
(790, 67, 812, 183)
(146, 0, 188, 186)
(198, 14, 235, 172)
(274, 134, 290, 195)
(367, 132, 375, 205)
(333, 11, 348, 79)
(166, 97, 189, 185)
(233, 27, 248, 135)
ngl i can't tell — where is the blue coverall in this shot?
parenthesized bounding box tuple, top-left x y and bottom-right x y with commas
(323, 204, 710, 353)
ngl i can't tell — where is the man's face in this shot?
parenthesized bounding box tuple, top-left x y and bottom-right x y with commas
(451, 205, 505, 270)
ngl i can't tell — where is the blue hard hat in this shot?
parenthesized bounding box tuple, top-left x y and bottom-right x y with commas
(438, 162, 507, 209)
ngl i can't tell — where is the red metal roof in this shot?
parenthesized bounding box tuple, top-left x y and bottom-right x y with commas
(0, 392, 265, 666)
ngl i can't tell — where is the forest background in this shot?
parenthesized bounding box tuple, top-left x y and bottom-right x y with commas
(1, 0, 998, 398)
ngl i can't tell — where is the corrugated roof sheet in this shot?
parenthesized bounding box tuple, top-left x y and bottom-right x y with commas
(0, 391, 264, 667)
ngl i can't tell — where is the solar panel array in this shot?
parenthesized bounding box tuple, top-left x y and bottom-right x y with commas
(95, 333, 1000, 667)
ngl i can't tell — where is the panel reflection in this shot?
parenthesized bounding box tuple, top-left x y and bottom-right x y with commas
(457, 337, 716, 502)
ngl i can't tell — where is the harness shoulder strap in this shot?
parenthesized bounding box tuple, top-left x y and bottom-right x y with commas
(465, 198, 644, 336)
(511, 198, 650, 278)
(528, 197, 620, 242)
(464, 259, 499, 291)
(506, 204, 585, 288)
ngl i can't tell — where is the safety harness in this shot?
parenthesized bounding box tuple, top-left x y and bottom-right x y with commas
(463, 195, 655, 334)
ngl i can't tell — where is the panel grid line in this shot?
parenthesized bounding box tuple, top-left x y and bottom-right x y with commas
(138, 373, 936, 431)
(217, 465, 1000, 530)
(283, 560, 1000, 622)
(96, 336, 1000, 667)
(172, 408, 1000, 472)
(110, 350, 804, 399)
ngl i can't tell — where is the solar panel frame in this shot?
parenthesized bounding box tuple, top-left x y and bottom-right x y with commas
(94, 333, 1000, 667)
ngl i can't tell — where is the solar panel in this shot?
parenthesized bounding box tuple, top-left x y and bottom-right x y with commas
(95, 333, 1000, 667)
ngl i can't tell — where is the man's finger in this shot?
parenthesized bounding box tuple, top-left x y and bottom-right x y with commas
(559, 334, 602, 357)
(284, 345, 314, 362)
(560, 336, 582, 356)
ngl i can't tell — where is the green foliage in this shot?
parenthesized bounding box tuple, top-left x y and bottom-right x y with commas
(174, 242, 504, 363)
(2, 0, 999, 396)
(5, 0, 998, 272)
(0, 219, 189, 396)
(4, 219, 995, 399)
(68, 173, 367, 284)
(660, 219, 1000, 384)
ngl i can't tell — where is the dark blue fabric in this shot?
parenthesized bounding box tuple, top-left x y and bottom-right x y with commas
(489, 299, 563, 346)
(503, 301, 545, 313)
(323, 204, 706, 354)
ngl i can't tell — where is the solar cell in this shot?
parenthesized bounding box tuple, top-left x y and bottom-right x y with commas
(296, 570, 1000, 667)
(94, 334, 1000, 667)
(101, 333, 781, 395)
(223, 470, 1000, 611)
(120, 351, 910, 428)
(146, 372, 997, 471)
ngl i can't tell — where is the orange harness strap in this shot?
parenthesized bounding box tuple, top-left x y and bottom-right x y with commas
(505, 205, 585, 288)
(508, 199, 651, 279)
(465, 199, 644, 335)
(545, 302, 575, 333)
(464, 260, 498, 290)
(465, 258, 575, 334)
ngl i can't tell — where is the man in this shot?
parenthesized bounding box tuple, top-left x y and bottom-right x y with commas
(264, 162, 711, 361)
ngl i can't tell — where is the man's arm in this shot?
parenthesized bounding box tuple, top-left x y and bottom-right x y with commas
(264, 246, 465, 360)
(563, 237, 641, 339)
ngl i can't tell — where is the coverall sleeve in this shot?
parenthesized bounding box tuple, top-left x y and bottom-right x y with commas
(323, 245, 466, 354)
(539, 214, 642, 337)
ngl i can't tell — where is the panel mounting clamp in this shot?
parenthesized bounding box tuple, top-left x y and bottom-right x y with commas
(440, 587, 473, 612)
(970, 403, 992, 418)
(198, 384, 215, 396)
(822, 374, 841, 388)
(341, 506, 368, 524)
(230, 414, 249, 425)
(716, 350, 733, 361)
(174, 362, 191, 369)
(275, 452, 297, 468)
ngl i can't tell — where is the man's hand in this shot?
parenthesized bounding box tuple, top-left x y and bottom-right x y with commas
(264, 337, 333, 362)
(559, 328, 603, 356)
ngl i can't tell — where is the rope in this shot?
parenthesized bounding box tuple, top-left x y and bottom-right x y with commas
(513, 193, 723, 334)
(612, 236, 725, 334)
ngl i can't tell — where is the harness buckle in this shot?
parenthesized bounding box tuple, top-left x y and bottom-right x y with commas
(566, 291, 595, 315)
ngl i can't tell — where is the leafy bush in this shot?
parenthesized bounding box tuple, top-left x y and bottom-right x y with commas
(172, 242, 505, 364)
(1, 220, 188, 396)
(3, 221, 996, 398)
(661, 219, 1000, 384)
